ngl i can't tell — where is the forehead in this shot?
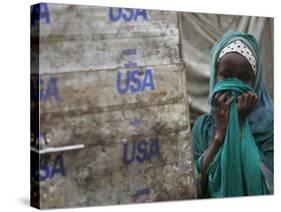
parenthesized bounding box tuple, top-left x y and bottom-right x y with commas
(217, 52, 253, 72)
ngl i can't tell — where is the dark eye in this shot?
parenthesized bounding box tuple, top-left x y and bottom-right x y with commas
(239, 76, 249, 82)
(223, 74, 230, 79)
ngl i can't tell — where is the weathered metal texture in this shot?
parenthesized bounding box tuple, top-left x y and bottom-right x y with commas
(39, 37, 180, 74)
(40, 65, 184, 114)
(39, 5, 178, 39)
(38, 4, 180, 74)
(39, 131, 194, 208)
(33, 3, 196, 209)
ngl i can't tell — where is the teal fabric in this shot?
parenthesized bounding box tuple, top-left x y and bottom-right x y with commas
(208, 78, 268, 196)
(192, 31, 273, 198)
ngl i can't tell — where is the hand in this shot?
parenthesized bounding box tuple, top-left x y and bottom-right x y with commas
(237, 91, 258, 122)
(213, 92, 234, 146)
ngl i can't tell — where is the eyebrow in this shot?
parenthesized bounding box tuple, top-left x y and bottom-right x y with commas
(218, 68, 231, 74)
(219, 67, 252, 74)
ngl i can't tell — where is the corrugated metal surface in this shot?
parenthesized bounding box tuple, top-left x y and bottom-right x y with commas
(31, 3, 196, 209)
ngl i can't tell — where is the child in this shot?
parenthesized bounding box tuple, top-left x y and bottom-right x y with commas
(192, 31, 273, 198)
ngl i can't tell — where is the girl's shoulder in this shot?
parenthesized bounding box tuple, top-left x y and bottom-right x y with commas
(192, 113, 215, 145)
(192, 113, 214, 132)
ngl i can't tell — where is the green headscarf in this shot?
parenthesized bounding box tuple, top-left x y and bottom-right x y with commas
(192, 31, 273, 198)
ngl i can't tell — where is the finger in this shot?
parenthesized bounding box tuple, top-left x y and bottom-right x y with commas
(249, 92, 258, 104)
(248, 92, 256, 106)
(224, 96, 234, 106)
(237, 96, 243, 109)
(247, 92, 257, 107)
(223, 96, 234, 113)
(214, 92, 223, 106)
(218, 92, 228, 104)
(241, 93, 247, 108)
(244, 92, 252, 107)
(214, 92, 221, 100)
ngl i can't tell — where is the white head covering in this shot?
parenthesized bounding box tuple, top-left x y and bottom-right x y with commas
(218, 40, 257, 75)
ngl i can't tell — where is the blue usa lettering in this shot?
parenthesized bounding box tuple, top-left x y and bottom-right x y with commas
(123, 137, 160, 166)
(109, 8, 148, 22)
(31, 3, 51, 26)
(32, 76, 60, 101)
(32, 154, 66, 181)
(117, 68, 155, 94)
(135, 188, 151, 197)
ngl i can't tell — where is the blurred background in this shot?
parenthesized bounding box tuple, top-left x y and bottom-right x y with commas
(180, 13, 273, 124)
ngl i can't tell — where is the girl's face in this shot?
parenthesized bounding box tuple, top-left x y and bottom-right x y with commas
(216, 52, 255, 87)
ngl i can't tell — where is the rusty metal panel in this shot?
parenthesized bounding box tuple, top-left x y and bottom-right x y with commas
(37, 4, 180, 73)
(32, 5, 181, 73)
(31, 3, 196, 209)
(38, 131, 194, 208)
(39, 37, 180, 74)
(39, 5, 178, 39)
(40, 103, 189, 147)
(39, 65, 184, 113)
